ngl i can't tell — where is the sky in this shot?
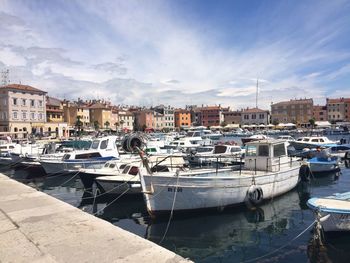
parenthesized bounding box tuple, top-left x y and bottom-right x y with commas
(0, 0, 350, 110)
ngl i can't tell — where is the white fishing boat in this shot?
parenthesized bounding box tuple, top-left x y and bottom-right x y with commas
(137, 139, 302, 215)
(289, 136, 338, 151)
(307, 192, 350, 232)
(83, 155, 186, 192)
(39, 136, 120, 174)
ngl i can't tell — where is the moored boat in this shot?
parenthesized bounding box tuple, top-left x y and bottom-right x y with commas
(307, 192, 350, 232)
(137, 139, 302, 215)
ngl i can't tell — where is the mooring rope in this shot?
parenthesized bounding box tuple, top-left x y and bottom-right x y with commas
(93, 187, 131, 216)
(242, 220, 316, 263)
(80, 174, 138, 200)
(159, 170, 180, 244)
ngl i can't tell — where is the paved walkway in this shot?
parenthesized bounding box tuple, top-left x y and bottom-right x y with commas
(0, 173, 190, 263)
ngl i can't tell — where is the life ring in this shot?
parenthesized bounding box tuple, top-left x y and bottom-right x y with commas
(247, 185, 264, 206)
(299, 163, 311, 182)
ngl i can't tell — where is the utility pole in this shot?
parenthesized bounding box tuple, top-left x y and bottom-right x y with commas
(1, 69, 10, 86)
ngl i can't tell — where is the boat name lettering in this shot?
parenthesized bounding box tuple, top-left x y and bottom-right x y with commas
(168, 187, 183, 192)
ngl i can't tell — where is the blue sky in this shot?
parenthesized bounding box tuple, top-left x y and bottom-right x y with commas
(0, 0, 350, 109)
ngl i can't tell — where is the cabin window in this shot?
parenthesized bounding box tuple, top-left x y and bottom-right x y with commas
(104, 163, 109, 167)
(246, 145, 257, 156)
(129, 166, 139, 175)
(100, 139, 108, 149)
(303, 138, 310, 142)
(109, 163, 116, 168)
(319, 139, 324, 142)
(119, 164, 127, 170)
(273, 144, 286, 157)
(91, 140, 100, 149)
(230, 147, 241, 153)
(311, 139, 319, 142)
(122, 165, 130, 174)
(180, 142, 185, 145)
(63, 154, 71, 160)
(258, 145, 269, 156)
(214, 145, 226, 154)
(75, 152, 102, 159)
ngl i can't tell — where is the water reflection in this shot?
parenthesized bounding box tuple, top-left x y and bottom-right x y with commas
(145, 191, 302, 261)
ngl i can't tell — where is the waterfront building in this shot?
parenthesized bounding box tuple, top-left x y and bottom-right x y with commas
(271, 99, 313, 125)
(174, 109, 191, 129)
(89, 102, 112, 129)
(134, 110, 154, 131)
(223, 110, 242, 125)
(62, 100, 90, 128)
(241, 108, 270, 125)
(326, 98, 350, 123)
(154, 111, 164, 130)
(312, 105, 328, 121)
(118, 110, 134, 131)
(0, 84, 46, 137)
(153, 105, 175, 131)
(45, 96, 68, 138)
(199, 106, 224, 127)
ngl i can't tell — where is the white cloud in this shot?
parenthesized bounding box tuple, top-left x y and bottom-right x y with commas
(0, 47, 26, 66)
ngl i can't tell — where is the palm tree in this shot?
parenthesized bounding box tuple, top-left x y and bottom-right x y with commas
(120, 119, 125, 130)
(104, 121, 110, 129)
(114, 122, 119, 131)
(93, 121, 99, 131)
(75, 116, 83, 135)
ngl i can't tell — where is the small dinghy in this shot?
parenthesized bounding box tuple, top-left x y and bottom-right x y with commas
(308, 157, 340, 174)
(307, 192, 350, 232)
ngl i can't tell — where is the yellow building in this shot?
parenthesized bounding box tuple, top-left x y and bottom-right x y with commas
(89, 102, 112, 129)
(62, 101, 90, 128)
(45, 97, 68, 138)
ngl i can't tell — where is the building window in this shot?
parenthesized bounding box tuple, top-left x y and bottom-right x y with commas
(252, 114, 256, 119)
(22, 112, 27, 119)
(22, 99, 26, 106)
(38, 100, 43, 107)
(13, 111, 18, 119)
(31, 100, 35, 107)
(31, 113, 35, 119)
(13, 98, 17, 105)
(38, 113, 42, 120)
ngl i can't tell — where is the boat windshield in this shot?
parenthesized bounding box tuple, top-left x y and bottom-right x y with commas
(91, 140, 100, 149)
(214, 145, 227, 154)
(128, 166, 139, 175)
(274, 143, 286, 157)
(246, 145, 257, 156)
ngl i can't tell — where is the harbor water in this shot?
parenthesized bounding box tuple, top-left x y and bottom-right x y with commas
(2, 135, 350, 262)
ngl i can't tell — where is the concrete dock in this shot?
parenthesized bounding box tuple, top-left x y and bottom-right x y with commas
(0, 173, 190, 263)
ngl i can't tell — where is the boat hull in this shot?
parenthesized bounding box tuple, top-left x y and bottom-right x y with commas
(40, 157, 115, 174)
(96, 178, 141, 195)
(307, 196, 350, 232)
(141, 166, 300, 214)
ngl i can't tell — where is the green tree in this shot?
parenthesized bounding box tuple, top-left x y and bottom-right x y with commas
(93, 121, 99, 131)
(272, 119, 279, 126)
(75, 116, 83, 135)
(104, 121, 110, 129)
(114, 122, 119, 131)
(120, 120, 125, 130)
(220, 121, 227, 127)
(309, 118, 316, 129)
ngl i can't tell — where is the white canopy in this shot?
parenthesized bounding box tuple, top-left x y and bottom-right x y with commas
(315, 121, 331, 128)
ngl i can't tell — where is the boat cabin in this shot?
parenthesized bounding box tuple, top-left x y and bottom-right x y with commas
(245, 140, 289, 172)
